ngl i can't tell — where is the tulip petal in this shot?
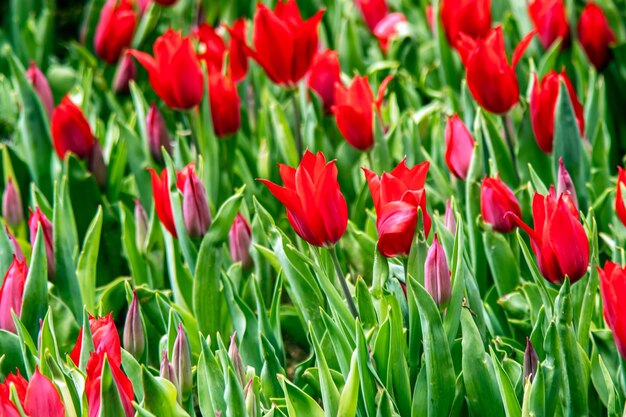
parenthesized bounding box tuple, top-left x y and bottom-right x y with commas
(24, 369, 65, 417)
(512, 29, 537, 68)
(253, 3, 294, 84)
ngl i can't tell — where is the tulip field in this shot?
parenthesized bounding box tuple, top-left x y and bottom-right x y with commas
(2, 0, 626, 415)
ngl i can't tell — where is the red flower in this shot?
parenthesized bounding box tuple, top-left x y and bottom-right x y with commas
(128, 29, 204, 110)
(70, 313, 122, 366)
(616, 167, 626, 228)
(511, 187, 589, 284)
(229, 213, 252, 269)
(28, 207, 55, 278)
(148, 167, 177, 238)
(236, 0, 324, 86)
(178, 163, 211, 238)
(457, 26, 536, 114)
(578, 3, 616, 71)
(307, 50, 342, 113)
(441, 0, 492, 47)
(356, 0, 388, 32)
(209, 71, 241, 137)
(332, 75, 393, 150)
(481, 176, 521, 233)
(85, 350, 134, 417)
(0, 257, 27, 333)
(373, 12, 408, 53)
(444, 114, 475, 180)
(598, 261, 626, 358)
(23, 368, 65, 417)
(224, 19, 249, 82)
(195, 19, 248, 82)
(94, 0, 137, 64)
(25, 62, 54, 117)
(259, 150, 348, 247)
(363, 159, 431, 257)
(528, 0, 570, 49)
(530, 70, 584, 154)
(51, 96, 96, 159)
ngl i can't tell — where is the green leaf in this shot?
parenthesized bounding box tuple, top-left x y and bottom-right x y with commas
(20, 224, 48, 340)
(483, 229, 521, 297)
(204, 188, 244, 245)
(76, 206, 102, 314)
(280, 375, 325, 417)
(0, 330, 25, 377)
(142, 366, 190, 417)
(193, 239, 222, 336)
(99, 357, 128, 417)
(309, 323, 340, 417)
(337, 351, 360, 417)
(197, 336, 227, 416)
(119, 203, 150, 287)
(224, 366, 248, 417)
(490, 348, 522, 417)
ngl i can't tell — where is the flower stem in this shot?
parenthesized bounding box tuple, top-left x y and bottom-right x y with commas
(292, 90, 303, 159)
(330, 246, 359, 319)
(502, 114, 519, 181)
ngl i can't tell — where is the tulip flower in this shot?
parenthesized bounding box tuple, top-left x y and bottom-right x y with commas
(480, 175, 521, 233)
(528, 0, 570, 49)
(146, 103, 173, 163)
(616, 167, 626, 228)
(128, 29, 204, 110)
(123, 291, 145, 359)
(373, 12, 408, 53)
(208, 71, 241, 137)
(557, 157, 578, 210)
(307, 50, 342, 113)
(0, 371, 27, 405)
(23, 368, 65, 417)
(195, 23, 226, 73)
(441, 0, 492, 47)
(229, 213, 252, 269)
(457, 26, 536, 114)
(178, 164, 211, 238)
(0, 256, 27, 333)
(70, 313, 122, 366)
(523, 338, 539, 381)
(530, 70, 584, 154)
(444, 199, 456, 234)
(332, 75, 393, 150)
(85, 350, 134, 417)
(29, 207, 54, 278)
(259, 150, 348, 247)
(94, 0, 137, 64)
(148, 167, 177, 237)
(511, 188, 589, 284)
(235, 0, 324, 86)
(424, 234, 451, 307)
(196, 20, 248, 82)
(444, 114, 475, 180)
(113, 54, 136, 93)
(3, 178, 23, 229)
(356, 0, 388, 32)
(598, 261, 626, 358)
(363, 159, 431, 257)
(173, 323, 192, 402)
(578, 3, 616, 71)
(51, 96, 96, 160)
(25, 62, 54, 117)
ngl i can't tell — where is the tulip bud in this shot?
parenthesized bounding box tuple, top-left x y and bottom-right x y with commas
(557, 158, 578, 210)
(444, 200, 456, 234)
(244, 378, 258, 417)
(5, 226, 25, 261)
(88, 142, 107, 187)
(123, 291, 145, 359)
(444, 114, 475, 180)
(578, 3, 616, 71)
(180, 167, 211, 238)
(0, 256, 28, 333)
(229, 333, 246, 385)
(209, 72, 241, 138)
(528, 0, 570, 49)
(172, 323, 192, 402)
(29, 207, 55, 278)
(307, 50, 342, 113)
(25, 62, 54, 117)
(424, 234, 451, 307)
(51, 96, 95, 160)
(441, 0, 492, 47)
(229, 213, 252, 269)
(94, 0, 137, 64)
(134, 199, 149, 252)
(146, 103, 172, 163)
(480, 176, 521, 233)
(3, 178, 23, 229)
(523, 338, 539, 382)
(160, 350, 178, 387)
(113, 55, 136, 93)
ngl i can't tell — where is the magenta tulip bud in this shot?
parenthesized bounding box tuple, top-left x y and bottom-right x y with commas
(444, 200, 456, 234)
(557, 157, 578, 211)
(229, 333, 246, 385)
(3, 178, 23, 229)
(123, 291, 145, 359)
(25, 62, 54, 117)
(28, 207, 54, 278)
(88, 142, 107, 187)
(113, 55, 136, 94)
(173, 323, 192, 401)
(0, 256, 28, 332)
(229, 213, 252, 269)
(160, 350, 178, 387)
(424, 234, 451, 307)
(134, 199, 149, 252)
(523, 337, 539, 382)
(5, 226, 25, 262)
(179, 167, 211, 238)
(146, 103, 172, 163)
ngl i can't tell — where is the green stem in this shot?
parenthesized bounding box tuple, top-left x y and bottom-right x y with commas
(329, 246, 358, 319)
(292, 90, 303, 159)
(502, 114, 519, 181)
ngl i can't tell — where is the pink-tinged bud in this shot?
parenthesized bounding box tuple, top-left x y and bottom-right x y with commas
(113, 55, 136, 93)
(123, 291, 145, 359)
(178, 164, 211, 238)
(480, 176, 522, 233)
(172, 323, 192, 401)
(2, 178, 23, 229)
(25, 63, 54, 117)
(229, 334, 246, 385)
(0, 256, 28, 332)
(88, 142, 107, 187)
(146, 103, 172, 163)
(523, 338, 539, 382)
(444, 114, 475, 180)
(160, 351, 178, 387)
(134, 199, 149, 252)
(5, 227, 25, 262)
(424, 234, 451, 307)
(28, 208, 54, 278)
(229, 213, 252, 269)
(444, 200, 456, 234)
(557, 157, 578, 210)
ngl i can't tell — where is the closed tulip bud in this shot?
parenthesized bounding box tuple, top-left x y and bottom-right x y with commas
(307, 50, 342, 113)
(128, 30, 204, 109)
(209, 71, 241, 137)
(529, 0, 570, 49)
(28, 208, 55, 278)
(229, 213, 252, 269)
(356, 0, 388, 32)
(148, 167, 177, 237)
(373, 13, 408, 53)
(424, 234, 451, 307)
(5, 227, 25, 262)
(173, 323, 192, 401)
(88, 142, 107, 187)
(530, 70, 584, 154)
(94, 0, 137, 64)
(0, 256, 28, 333)
(85, 351, 134, 417)
(557, 158, 578, 210)
(480, 176, 521, 233)
(578, 3, 616, 71)
(178, 164, 211, 238)
(441, 0, 492, 47)
(332, 75, 393, 151)
(444, 114, 475, 180)
(457, 26, 536, 114)
(134, 199, 149, 252)
(616, 167, 626, 228)
(598, 261, 626, 358)
(51, 96, 96, 160)
(123, 291, 145, 359)
(523, 338, 539, 382)
(244, 379, 257, 417)
(23, 368, 65, 417)
(160, 351, 178, 387)
(113, 54, 136, 93)
(259, 150, 348, 247)
(3, 178, 23, 229)
(444, 200, 456, 234)
(229, 334, 246, 385)
(146, 103, 173, 163)
(363, 159, 431, 257)
(25, 62, 54, 117)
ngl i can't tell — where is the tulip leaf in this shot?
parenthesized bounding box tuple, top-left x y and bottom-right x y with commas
(0, 226, 16, 278)
(309, 322, 340, 417)
(489, 347, 522, 417)
(76, 206, 102, 314)
(483, 229, 521, 297)
(280, 375, 325, 417)
(268, 95, 299, 168)
(119, 203, 150, 287)
(99, 357, 128, 417)
(443, 216, 466, 346)
(197, 336, 227, 416)
(193, 238, 222, 336)
(20, 224, 48, 340)
(141, 367, 190, 417)
(0, 330, 25, 378)
(204, 187, 245, 246)
(224, 365, 247, 417)
(337, 351, 360, 417)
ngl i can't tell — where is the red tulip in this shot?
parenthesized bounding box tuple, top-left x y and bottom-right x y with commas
(441, 0, 492, 47)
(222, 19, 249, 82)
(259, 150, 348, 247)
(356, 0, 388, 32)
(332, 75, 393, 150)
(148, 167, 177, 237)
(51, 96, 96, 159)
(128, 29, 204, 109)
(235, 0, 324, 86)
(578, 3, 616, 71)
(229, 213, 252, 269)
(85, 350, 134, 417)
(28, 207, 54, 278)
(307, 50, 342, 113)
(528, 0, 570, 49)
(1, 372, 27, 404)
(177, 163, 211, 238)
(195, 19, 248, 82)
(598, 261, 626, 358)
(25, 62, 54, 117)
(444, 114, 475, 180)
(363, 159, 431, 257)
(457, 26, 536, 114)
(480, 175, 521, 233)
(94, 0, 137, 64)
(209, 71, 241, 137)
(530, 70, 584, 154)
(373, 12, 408, 53)
(23, 368, 65, 417)
(70, 313, 122, 366)
(195, 23, 226, 73)
(616, 167, 626, 228)
(0, 256, 27, 333)
(511, 187, 589, 284)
